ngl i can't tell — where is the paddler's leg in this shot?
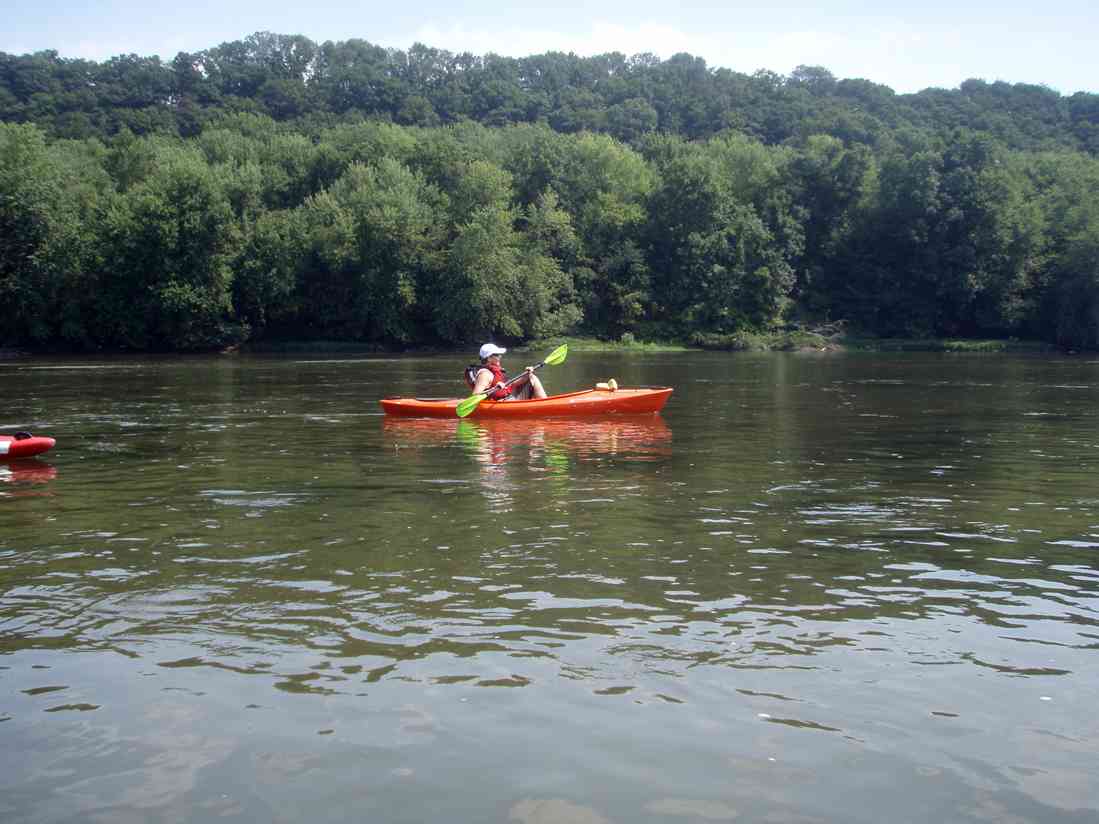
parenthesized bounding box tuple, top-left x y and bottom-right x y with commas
(507, 383, 532, 401)
(526, 373, 547, 399)
(506, 371, 547, 401)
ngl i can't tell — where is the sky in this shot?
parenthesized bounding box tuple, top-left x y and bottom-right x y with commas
(3, 0, 1095, 96)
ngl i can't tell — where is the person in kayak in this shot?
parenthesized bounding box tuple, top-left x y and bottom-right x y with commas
(468, 343, 548, 401)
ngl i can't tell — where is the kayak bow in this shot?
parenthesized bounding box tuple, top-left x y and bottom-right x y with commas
(380, 386, 673, 418)
(0, 433, 56, 459)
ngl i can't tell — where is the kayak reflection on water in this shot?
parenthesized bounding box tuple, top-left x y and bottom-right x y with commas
(0, 458, 58, 489)
(382, 416, 673, 466)
(383, 415, 673, 511)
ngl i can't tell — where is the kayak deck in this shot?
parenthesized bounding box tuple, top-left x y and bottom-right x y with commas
(380, 387, 673, 418)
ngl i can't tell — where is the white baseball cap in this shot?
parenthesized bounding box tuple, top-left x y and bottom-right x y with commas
(479, 343, 507, 359)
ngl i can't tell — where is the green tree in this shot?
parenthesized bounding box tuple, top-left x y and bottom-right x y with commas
(232, 208, 306, 333)
(646, 136, 797, 334)
(552, 132, 655, 335)
(1026, 151, 1099, 347)
(96, 145, 242, 349)
(495, 123, 567, 207)
(788, 134, 878, 316)
(298, 158, 446, 341)
(1050, 209, 1099, 348)
(841, 132, 1044, 336)
(431, 205, 527, 341)
(259, 78, 312, 120)
(426, 156, 580, 342)
(0, 124, 108, 346)
(518, 191, 583, 337)
(605, 97, 659, 144)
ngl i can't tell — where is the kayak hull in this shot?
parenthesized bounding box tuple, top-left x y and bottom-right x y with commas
(0, 434, 56, 459)
(380, 387, 673, 418)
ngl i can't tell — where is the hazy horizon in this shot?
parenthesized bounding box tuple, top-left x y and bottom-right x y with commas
(3, 0, 1095, 96)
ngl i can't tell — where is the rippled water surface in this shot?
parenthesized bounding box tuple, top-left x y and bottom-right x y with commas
(2, 351, 1098, 823)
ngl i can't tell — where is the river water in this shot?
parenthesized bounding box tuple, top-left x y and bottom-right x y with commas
(2, 350, 1098, 823)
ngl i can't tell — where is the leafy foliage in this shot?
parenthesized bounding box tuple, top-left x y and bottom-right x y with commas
(2, 34, 1099, 350)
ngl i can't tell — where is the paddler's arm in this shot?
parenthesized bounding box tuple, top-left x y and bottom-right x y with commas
(512, 366, 535, 386)
(471, 367, 498, 395)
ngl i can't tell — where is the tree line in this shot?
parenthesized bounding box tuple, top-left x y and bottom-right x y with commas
(3, 33, 1098, 154)
(1, 33, 1098, 351)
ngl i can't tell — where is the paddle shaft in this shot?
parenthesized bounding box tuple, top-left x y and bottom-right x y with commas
(495, 358, 548, 392)
(477, 350, 561, 397)
(456, 344, 568, 417)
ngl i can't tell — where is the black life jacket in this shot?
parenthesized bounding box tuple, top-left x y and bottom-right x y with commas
(464, 364, 484, 389)
(464, 363, 509, 399)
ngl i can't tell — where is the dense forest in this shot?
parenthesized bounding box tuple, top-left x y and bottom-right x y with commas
(2, 31, 1098, 351)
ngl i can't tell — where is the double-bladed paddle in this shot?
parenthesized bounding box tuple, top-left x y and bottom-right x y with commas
(455, 344, 568, 418)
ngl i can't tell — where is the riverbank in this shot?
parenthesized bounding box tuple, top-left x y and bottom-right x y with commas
(523, 333, 1058, 355)
(0, 334, 1063, 358)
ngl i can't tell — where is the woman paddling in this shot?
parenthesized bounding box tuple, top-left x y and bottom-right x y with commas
(468, 343, 548, 401)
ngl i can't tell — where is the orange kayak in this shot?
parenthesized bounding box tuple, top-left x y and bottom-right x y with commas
(380, 387, 673, 418)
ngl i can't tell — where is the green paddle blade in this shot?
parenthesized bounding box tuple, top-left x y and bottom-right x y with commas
(543, 343, 568, 366)
(455, 392, 486, 418)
